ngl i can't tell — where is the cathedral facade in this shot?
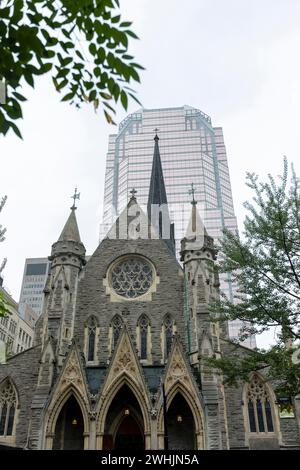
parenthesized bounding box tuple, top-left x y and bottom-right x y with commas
(0, 137, 299, 450)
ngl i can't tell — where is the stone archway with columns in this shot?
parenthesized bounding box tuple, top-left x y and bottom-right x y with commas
(43, 347, 91, 449)
(95, 329, 152, 449)
(156, 338, 206, 450)
(157, 382, 205, 450)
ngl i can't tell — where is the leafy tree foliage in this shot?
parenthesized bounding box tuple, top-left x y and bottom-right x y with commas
(0, 0, 143, 138)
(209, 158, 300, 397)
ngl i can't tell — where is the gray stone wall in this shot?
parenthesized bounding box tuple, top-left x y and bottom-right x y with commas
(0, 346, 41, 448)
(74, 238, 185, 365)
(280, 417, 300, 447)
(224, 384, 247, 449)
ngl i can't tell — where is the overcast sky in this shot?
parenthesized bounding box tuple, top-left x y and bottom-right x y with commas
(1, 0, 300, 346)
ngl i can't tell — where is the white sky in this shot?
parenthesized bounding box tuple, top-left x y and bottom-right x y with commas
(1, 0, 300, 348)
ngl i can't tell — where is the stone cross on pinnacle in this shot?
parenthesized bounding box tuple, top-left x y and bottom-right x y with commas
(188, 182, 197, 205)
(71, 187, 80, 210)
(130, 188, 137, 199)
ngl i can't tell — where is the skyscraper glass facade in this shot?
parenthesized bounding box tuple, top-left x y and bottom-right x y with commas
(100, 105, 256, 348)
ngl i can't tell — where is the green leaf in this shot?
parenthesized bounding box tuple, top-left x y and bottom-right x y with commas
(75, 50, 84, 60)
(4, 102, 22, 120)
(61, 41, 74, 50)
(100, 92, 112, 100)
(56, 68, 70, 79)
(41, 29, 50, 41)
(103, 100, 116, 114)
(57, 79, 68, 91)
(89, 43, 97, 56)
(120, 90, 128, 110)
(24, 71, 34, 87)
(9, 121, 23, 139)
(61, 57, 73, 67)
(97, 47, 105, 62)
(94, 20, 103, 35)
(89, 90, 96, 101)
(111, 15, 121, 24)
(41, 63, 53, 73)
(126, 30, 139, 39)
(62, 28, 71, 39)
(12, 0, 24, 23)
(104, 109, 116, 125)
(130, 68, 140, 83)
(112, 83, 120, 101)
(0, 7, 10, 19)
(120, 22, 132, 28)
(128, 92, 142, 106)
(84, 81, 94, 90)
(12, 91, 27, 102)
(61, 92, 75, 102)
(130, 62, 145, 70)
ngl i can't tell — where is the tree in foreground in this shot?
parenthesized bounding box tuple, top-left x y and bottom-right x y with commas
(0, 0, 143, 138)
(208, 157, 300, 398)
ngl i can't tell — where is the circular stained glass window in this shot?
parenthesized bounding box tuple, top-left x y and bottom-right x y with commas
(110, 257, 153, 299)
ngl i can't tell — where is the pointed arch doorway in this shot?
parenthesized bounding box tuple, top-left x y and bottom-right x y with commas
(167, 393, 196, 450)
(103, 385, 145, 450)
(52, 395, 84, 450)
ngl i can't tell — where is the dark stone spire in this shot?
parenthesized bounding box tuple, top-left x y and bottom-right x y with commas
(147, 133, 175, 255)
(147, 134, 168, 212)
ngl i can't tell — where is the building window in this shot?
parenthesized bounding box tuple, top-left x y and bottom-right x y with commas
(86, 316, 97, 362)
(245, 374, 275, 434)
(112, 316, 123, 350)
(110, 256, 153, 299)
(138, 315, 150, 360)
(164, 315, 173, 358)
(0, 379, 17, 437)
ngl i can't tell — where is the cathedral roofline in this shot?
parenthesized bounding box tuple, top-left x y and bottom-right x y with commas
(57, 208, 82, 243)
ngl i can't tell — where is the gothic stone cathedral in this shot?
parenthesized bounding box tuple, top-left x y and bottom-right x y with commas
(0, 136, 300, 451)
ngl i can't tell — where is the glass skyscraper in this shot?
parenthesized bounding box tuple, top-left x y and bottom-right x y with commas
(100, 105, 256, 348)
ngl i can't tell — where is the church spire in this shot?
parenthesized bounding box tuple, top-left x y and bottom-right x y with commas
(58, 209, 81, 243)
(57, 188, 82, 243)
(180, 184, 216, 261)
(185, 183, 208, 240)
(147, 132, 175, 254)
(147, 132, 168, 213)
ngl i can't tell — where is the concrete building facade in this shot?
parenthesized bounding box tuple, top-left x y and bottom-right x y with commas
(0, 286, 35, 357)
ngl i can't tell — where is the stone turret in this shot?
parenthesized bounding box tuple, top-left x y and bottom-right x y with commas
(180, 198, 220, 354)
(42, 204, 86, 363)
(180, 196, 229, 449)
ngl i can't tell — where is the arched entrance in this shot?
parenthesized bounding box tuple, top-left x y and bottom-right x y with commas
(103, 385, 144, 450)
(167, 393, 196, 449)
(52, 395, 84, 450)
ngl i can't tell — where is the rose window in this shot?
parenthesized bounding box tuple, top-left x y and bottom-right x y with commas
(110, 258, 153, 298)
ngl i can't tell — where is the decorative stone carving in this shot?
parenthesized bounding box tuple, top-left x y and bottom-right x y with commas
(102, 331, 145, 397)
(166, 350, 189, 387)
(0, 380, 16, 407)
(164, 342, 195, 395)
(61, 351, 83, 390)
(88, 393, 98, 404)
(88, 410, 97, 421)
(247, 374, 269, 402)
(112, 337, 137, 376)
(150, 392, 158, 404)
